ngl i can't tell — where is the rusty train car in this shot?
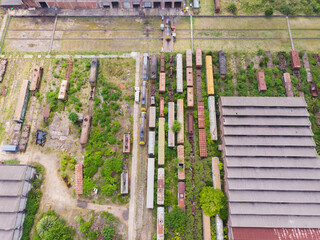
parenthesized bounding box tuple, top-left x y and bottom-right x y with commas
(168, 102, 175, 148)
(283, 73, 294, 97)
(177, 99, 184, 145)
(196, 69, 202, 102)
(157, 168, 165, 205)
(148, 131, 155, 156)
(158, 118, 165, 166)
(218, 50, 226, 78)
(206, 56, 215, 96)
(123, 133, 130, 153)
(159, 72, 166, 93)
(178, 182, 185, 209)
(142, 53, 149, 80)
(188, 113, 194, 137)
(149, 106, 156, 129)
(215, 0, 220, 13)
(157, 207, 165, 240)
(177, 145, 185, 180)
(89, 58, 98, 86)
(291, 50, 301, 70)
(159, 97, 165, 117)
(176, 54, 183, 93)
(186, 49, 193, 68)
(80, 115, 92, 146)
(195, 48, 202, 69)
(187, 87, 194, 108)
(257, 71, 267, 92)
(30, 66, 43, 93)
(150, 54, 157, 81)
(58, 80, 69, 101)
(186, 68, 193, 87)
(199, 128, 207, 157)
(197, 101, 205, 129)
(160, 53, 165, 73)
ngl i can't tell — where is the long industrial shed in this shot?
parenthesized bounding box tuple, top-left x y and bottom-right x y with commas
(219, 97, 320, 240)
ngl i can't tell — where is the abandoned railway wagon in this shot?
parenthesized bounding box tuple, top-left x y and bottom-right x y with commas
(177, 145, 185, 180)
(160, 97, 165, 117)
(158, 118, 165, 165)
(178, 182, 185, 209)
(187, 87, 194, 108)
(196, 69, 202, 102)
(89, 58, 98, 86)
(58, 80, 69, 100)
(141, 81, 147, 112)
(215, 0, 220, 13)
(186, 49, 193, 68)
(206, 56, 215, 95)
(146, 158, 155, 209)
(30, 66, 43, 93)
(283, 73, 294, 97)
(149, 106, 156, 129)
(150, 96, 156, 106)
(139, 112, 146, 145)
(198, 101, 205, 129)
(176, 54, 183, 93)
(123, 133, 131, 153)
(159, 72, 166, 93)
(148, 131, 155, 156)
(290, 50, 301, 70)
(80, 115, 92, 146)
(0, 58, 7, 82)
(177, 99, 184, 145)
(66, 61, 73, 81)
(157, 207, 165, 240)
(160, 53, 165, 73)
(257, 71, 267, 92)
(142, 53, 149, 80)
(121, 171, 129, 195)
(188, 113, 194, 137)
(186, 68, 193, 87)
(75, 164, 83, 195)
(157, 168, 165, 205)
(150, 54, 157, 80)
(14, 79, 30, 123)
(203, 212, 212, 240)
(195, 48, 202, 68)
(208, 96, 218, 141)
(310, 83, 319, 97)
(168, 102, 175, 147)
(199, 128, 208, 157)
(218, 50, 226, 78)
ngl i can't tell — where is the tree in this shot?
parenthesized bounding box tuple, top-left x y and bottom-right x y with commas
(165, 208, 186, 233)
(68, 112, 78, 123)
(172, 120, 181, 133)
(265, 8, 274, 16)
(199, 187, 228, 220)
(102, 225, 115, 240)
(226, 3, 237, 15)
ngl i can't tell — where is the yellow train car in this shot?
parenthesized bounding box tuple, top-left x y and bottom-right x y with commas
(206, 56, 214, 96)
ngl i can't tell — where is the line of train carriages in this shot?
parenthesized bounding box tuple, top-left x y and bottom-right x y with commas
(193, 0, 220, 14)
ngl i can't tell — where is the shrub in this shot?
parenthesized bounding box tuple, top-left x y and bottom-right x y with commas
(107, 136, 116, 144)
(280, 4, 293, 15)
(102, 225, 115, 240)
(165, 208, 186, 233)
(36, 216, 57, 237)
(265, 7, 273, 16)
(257, 49, 265, 56)
(226, 3, 237, 14)
(68, 112, 78, 123)
(171, 120, 181, 133)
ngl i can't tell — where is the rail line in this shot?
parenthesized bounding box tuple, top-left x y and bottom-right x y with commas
(8, 28, 159, 32)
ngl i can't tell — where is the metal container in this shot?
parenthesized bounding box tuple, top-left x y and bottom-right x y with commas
(80, 115, 92, 146)
(177, 145, 185, 180)
(196, 69, 202, 102)
(186, 67, 193, 87)
(58, 80, 69, 100)
(168, 102, 175, 148)
(218, 50, 226, 77)
(206, 56, 214, 96)
(290, 50, 301, 70)
(120, 171, 129, 195)
(158, 118, 165, 165)
(195, 48, 202, 68)
(139, 112, 146, 145)
(150, 96, 156, 106)
(199, 128, 207, 157)
(197, 101, 205, 129)
(187, 87, 194, 108)
(142, 53, 149, 80)
(157, 168, 165, 205)
(146, 158, 154, 209)
(177, 99, 184, 144)
(188, 113, 194, 137)
(159, 97, 165, 117)
(160, 53, 165, 73)
(150, 54, 157, 80)
(89, 58, 98, 86)
(30, 66, 42, 93)
(283, 73, 294, 97)
(257, 71, 267, 92)
(176, 54, 183, 93)
(123, 133, 131, 153)
(159, 72, 166, 93)
(186, 49, 193, 68)
(148, 131, 155, 156)
(178, 182, 185, 209)
(149, 106, 156, 129)
(208, 96, 218, 141)
(157, 207, 165, 240)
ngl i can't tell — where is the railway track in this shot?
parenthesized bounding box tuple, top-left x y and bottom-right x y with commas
(8, 28, 161, 32)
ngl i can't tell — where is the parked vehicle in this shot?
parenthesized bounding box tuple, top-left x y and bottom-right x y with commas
(142, 53, 149, 80)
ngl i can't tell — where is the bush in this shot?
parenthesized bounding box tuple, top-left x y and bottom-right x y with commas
(265, 7, 273, 16)
(102, 225, 115, 240)
(226, 3, 237, 14)
(171, 120, 181, 133)
(165, 208, 186, 233)
(68, 112, 78, 123)
(280, 4, 293, 15)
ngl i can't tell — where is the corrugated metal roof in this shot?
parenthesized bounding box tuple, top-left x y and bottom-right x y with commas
(220, 97, 320, 230)
(0, 197, 26, 213)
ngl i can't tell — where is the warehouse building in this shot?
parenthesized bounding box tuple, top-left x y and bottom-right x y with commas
(1, 0, 184, 9)
(0, 165, 36, 240)
(219, 97, 320, 240)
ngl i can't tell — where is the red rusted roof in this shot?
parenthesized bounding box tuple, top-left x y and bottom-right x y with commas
(199, 128, 207, 157)
(291, 50, 301, 70)
(159, 97, 164, 117)
(187, 68, 193, 87)
(159, 72, 166, 93)
(197, 102, 205, 129)
(187, 87, 194, 108)
(257, 71, 267, 92)
(195, 48, 202, 68)
(75, 164, 83, 195)
(178, 182, 185, 209)
(232, 227, 320, 240)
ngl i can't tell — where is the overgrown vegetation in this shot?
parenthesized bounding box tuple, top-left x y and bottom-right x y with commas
(200, 187, 228, 220)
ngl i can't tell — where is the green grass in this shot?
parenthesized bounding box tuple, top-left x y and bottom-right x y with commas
(3, 160, 20, 164)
